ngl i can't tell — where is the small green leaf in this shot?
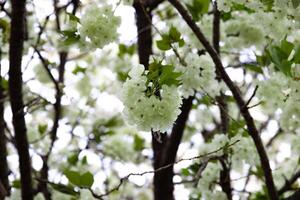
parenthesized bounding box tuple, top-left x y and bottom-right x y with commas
(181, 168, 190, 176)
(72, 66, 87, 75)
(50, 183, 79, 196)
(186, 0, 210, 21)
(63, 35, 80, 46)
(178, 38, 185, 47)
(260, 0, 274, 10)
(64, 170, 81, 186)
(280, 38, 294, 57)
(67, 13, 80, 23)
(277, 60, 293, 76)
(38, 124, 48, 135)
(169, 26, 181, 41)
(293, 46, 300, 63)
(156, 39, 171, 51)
(159, 65, 182, 86)
(60, 30, 77, 37)
(1, 78, 8, 90)
(80, 172, 94, 188)
(81, 156, 88, 165)
(67, 153, 79, 165)
(134, 134, 145, 151)
(244, 64, 263, 74)
(12, 180, 21, 188)
(118, 44, 135, 58)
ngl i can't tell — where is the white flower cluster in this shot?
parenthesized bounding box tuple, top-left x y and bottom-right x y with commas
(257, 72, 289, 114)
(169, 53, 225, 98)
(197, 162, 227, 200)
(79, 4, 120, 49)
(224, 17, 264, 49)
(217, 0, 264, 12)
(122, 65, 182, 132)
(200, 133, 258, 166)
(280, 81, 300, 132)
(231, 134, 259, 168)
(257, 70, 300, 131)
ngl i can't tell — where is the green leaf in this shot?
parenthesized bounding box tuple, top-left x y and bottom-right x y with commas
(181, 168, 190, 176)
(229, 120, 246, 138)
(256, 54, 270, 66)
(221, 12, 232, 21)
(50, 183, 79, 196)
(60, 30, 77, 37)
(64, 170, 81, 186)
(12, 180, 21, 188)
(1, 78, 8, 90)
(134, 134, 145, 151)
(104, 117, 121, 128)
(169, 26, 181, 41)
(280, 38, 294, 57)
(72, 66, 87, 75)
(178, 38, 185, 47)
(244, 64, 263, 74)
(80, 172, 94, 187)
(0, 18, 10, 42)
(186, 0, 210, 21)
(292, 0, 300, 8)
(276, 60, 293, 76)
(117, 72, 129, 82)
(38, 124, 48, 135)
(293, 46, 300, 63)
(81, 156, 88, 165)
(118, 44, 135, 58)
(156, 39, 171, 51)
(63, 35, 80, 46)
(64, 170, 94, 188)
(67, 153, 79, 165)
(67, 13, 80, 23)
(260, 0, 274, 10)
(159, 64, 182, 86)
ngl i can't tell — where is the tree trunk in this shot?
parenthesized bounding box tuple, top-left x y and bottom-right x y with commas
(8, 0, 33, 199)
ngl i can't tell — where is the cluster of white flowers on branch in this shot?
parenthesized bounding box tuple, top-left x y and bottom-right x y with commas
(122, 64, 182, 132)
(79, 5, 120, 49)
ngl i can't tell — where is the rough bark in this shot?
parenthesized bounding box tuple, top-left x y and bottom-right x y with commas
(153, 97, 193, 200)
(8, 0, 33, 199)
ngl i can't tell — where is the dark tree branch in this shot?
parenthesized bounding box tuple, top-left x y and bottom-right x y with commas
(212, 2, 232, 199)
(167, 0, 278, 199)
(134, 1, 193, 199)
(153, 97, 193, 200)
(0, 39, 10, 198)
(147, 0, 165, 10)
(0, 0, 10, 17)
(284, 189, 300, 200)
(133, 0, 153, 69)
(83, 141, 239, 200)
(8, 0, 34, 199)
(278, 170, 300, 195)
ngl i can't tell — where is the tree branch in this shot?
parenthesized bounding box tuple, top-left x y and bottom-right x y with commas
(167, 0, 278, 199)
(212, 2, 231, 199)
(133, 0, 153, 69)
(87, 140, 239, 199)
(0, 45, 10, 198)
(278, 170, 300, 195)
(8, 0, 33, 199)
